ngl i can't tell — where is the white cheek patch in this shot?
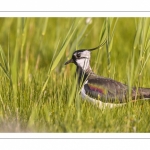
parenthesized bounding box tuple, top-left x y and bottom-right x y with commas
(76, 59, 89, 71)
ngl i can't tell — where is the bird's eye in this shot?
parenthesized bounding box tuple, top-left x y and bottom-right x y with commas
(76, 53, 81, 58)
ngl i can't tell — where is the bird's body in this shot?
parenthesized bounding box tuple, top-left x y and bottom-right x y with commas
(65, 41, 150, 108)
(77, 66, 150, 102)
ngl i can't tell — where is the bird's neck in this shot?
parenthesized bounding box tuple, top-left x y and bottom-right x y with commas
(76, 65, 93, 86)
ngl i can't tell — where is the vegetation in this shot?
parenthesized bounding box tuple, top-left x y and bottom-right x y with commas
(0, 17, 150, 132)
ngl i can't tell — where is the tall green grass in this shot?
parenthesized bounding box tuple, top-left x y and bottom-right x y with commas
(0, 18, 150, 132)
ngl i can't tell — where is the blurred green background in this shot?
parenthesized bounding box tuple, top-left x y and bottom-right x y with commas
(0, 18, 135, 71)
(0, 18, 150, 132)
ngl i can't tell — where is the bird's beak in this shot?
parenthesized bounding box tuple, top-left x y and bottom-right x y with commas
(64, 58, 74, 65)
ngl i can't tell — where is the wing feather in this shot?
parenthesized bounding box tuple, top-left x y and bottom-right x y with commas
(84, 75, 128, 103)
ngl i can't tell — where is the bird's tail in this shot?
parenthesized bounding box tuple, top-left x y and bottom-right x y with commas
(132, 87, 150, 100)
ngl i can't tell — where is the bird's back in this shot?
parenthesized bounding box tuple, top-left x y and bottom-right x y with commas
(83, 73, 150, 103)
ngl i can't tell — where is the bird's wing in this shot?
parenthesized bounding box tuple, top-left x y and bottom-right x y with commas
(84, 75, 128, 103)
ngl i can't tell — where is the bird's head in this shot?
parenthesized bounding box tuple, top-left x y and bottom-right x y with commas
(65, 40, 106, 71)
(65, 49, 91, 71)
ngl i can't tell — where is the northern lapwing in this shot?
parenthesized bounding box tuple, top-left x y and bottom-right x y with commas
(65, 41, 150, 108)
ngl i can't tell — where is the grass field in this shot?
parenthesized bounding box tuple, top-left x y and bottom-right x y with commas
(0, 17, 150, 132)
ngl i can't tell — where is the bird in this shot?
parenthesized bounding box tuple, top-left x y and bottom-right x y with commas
(65, 41, 150, 108)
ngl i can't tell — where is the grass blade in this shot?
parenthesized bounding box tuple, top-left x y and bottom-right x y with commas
(38, 19, 83, 101)
(50, 19, 80, 72)
(0, 45, 11, 83)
